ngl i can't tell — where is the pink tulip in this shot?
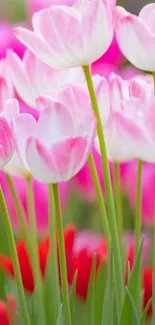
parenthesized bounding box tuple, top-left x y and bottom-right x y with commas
(115, 4, 155, 71)
(95, 74, 155, 162)
(0, 21, 25, 59)
(0, 171, 69, 232)
(12, 86, 96, 183)
(0, 99, 19, 169)
(26, 0, 76, 18)
(7, 49, 84, 108)
(14, 0, 114, 68)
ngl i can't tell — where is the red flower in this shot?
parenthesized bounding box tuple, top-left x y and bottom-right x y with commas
(0, 225, 75, 293)
(0, 295, 16, 325)
(68, 237, 108, 299)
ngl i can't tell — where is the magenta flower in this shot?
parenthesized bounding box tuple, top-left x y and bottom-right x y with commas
(12, 86, 96, 183)
(115, 4, 155, 71)
(15, 0, 114, 68)
(95, 74, 155, 162)
(7, 49, 84, 108)
(0, 99, 19, 169)
(0, 21, 25, 59)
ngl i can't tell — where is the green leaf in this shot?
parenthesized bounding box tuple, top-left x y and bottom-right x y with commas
(95, 260, 106, 325)
(44, 248, 61, 325)
(70, 270, 78, 322)
(84, 255, 96, 325)
(140, 297, 152, 325)
(119, 244, 142, 325)
(56, 304, 64, 325)
(101, 251, 114, 325)
(126, 288, 140, 325)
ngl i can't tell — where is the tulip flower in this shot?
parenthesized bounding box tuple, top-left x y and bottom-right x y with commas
(7, 49, 84, 108)
(12, 86, 96, 183)
(0, 225, 75, 292)
(14, 0, 114, 68)
(95, 74, 155, 162)
(115, 4, 155, 71)
(0, 295, 16, 325)
(68, 232, 108, 299)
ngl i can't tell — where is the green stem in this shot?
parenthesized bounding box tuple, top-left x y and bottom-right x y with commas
(135, 160, 143, 257)
(0, 187, 31, 325)
(83, 65, 124, 312)
(113, 163, 123, 238)
(152, 72, 155, 91)
(48, 184, 61, 322)
(5, 173, 28, 242)
(88, 155, 110, 248)
(53, 184, 72, 325)
(26, 176, 46, 325)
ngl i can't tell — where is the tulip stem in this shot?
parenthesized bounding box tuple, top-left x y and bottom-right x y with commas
(135, 160, 143, 257)
(48, 184, 61, 322)
(83, 65, 124, 313)
(53, 183, 72, 325)
(26, 176, 46, 325)
(0, 186, 31, 325)
(113, 163, 123, 238)
(152, 72, 155, 92)
(88, 155, 110, 248)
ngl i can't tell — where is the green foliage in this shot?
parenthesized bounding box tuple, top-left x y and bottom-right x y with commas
(119, 244, 142, 325)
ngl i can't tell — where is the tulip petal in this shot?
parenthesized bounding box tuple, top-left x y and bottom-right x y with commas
(14, 27, 55, 68)
(3, 99, 19, 124)
(139, 3, 155, 24)
(129, 77, 153, 100)
(36, 96, 76, 143)
(12, 114, 37, 170)
(7, 50, 36, 107)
